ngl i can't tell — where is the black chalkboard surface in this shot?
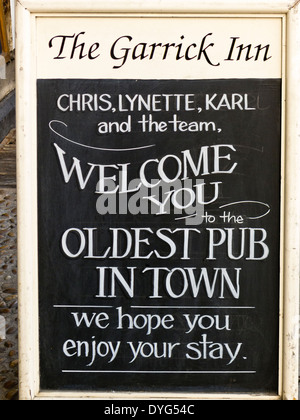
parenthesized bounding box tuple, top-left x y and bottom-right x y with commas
(37, 79, 281, 393)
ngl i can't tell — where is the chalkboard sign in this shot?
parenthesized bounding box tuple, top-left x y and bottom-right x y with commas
(37, 78, 281, 393)
(17, 2, 300, 400)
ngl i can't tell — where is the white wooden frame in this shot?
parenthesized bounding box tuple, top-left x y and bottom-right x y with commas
(16, 0, 300, 400)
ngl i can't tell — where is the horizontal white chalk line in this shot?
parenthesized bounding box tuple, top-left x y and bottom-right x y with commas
(53, 305, 256, 310)
(53, 305, 114, 308)
(62, 370, 256, 374)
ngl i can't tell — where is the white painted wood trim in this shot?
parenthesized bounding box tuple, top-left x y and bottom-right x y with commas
(16, 1, 39, 401)
(282, 3, 300, 401)
(17, 0, 294, 14)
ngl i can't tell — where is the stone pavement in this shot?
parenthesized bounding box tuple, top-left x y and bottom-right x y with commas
(0, 130, 18, 400)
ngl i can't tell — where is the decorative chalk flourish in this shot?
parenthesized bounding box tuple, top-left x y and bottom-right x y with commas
(49, 120, 156, 152)
(219, 201, 271, 220)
